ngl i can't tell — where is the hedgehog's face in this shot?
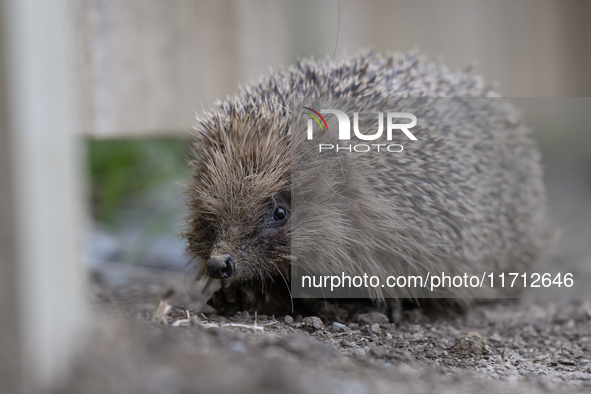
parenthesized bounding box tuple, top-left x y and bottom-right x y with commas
(184, 160, 292, 288)
(198, 191, 292, 285)
(183, 114, 292, 297)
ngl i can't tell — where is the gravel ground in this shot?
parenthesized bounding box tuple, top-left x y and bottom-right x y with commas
(53, 260, 591, 394)
(58, 163, 591, 393)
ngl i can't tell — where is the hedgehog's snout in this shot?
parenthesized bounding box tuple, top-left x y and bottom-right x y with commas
(207, 254, 235, 279)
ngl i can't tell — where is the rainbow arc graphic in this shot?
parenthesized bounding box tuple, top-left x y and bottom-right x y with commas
(303, 107, 328, 131)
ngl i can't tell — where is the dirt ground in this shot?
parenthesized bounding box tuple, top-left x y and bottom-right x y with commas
(56, 163, 591, 394)
(53, 263, 591, 394)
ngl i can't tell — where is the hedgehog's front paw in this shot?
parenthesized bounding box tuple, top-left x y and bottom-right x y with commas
(207, 284, 242, 315)
(206, 281, 290, 316)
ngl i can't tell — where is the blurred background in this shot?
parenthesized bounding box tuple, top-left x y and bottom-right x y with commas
(1, 1, 590, 391)
(80, 0, 591, 275)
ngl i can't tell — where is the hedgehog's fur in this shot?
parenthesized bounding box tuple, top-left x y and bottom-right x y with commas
(183, 51, 549, 315)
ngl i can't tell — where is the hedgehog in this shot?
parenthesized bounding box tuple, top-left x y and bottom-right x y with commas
(182, 51, 549, 316)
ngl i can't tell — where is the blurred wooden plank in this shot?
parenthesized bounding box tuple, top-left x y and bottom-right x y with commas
(0, 0, 86, 391)
(76, 0, 591, 138)
(76, 0, 290, 137)
(555, 0, 591, 97)
(338, 0, 566, 96)
(0, 4, 21, 388)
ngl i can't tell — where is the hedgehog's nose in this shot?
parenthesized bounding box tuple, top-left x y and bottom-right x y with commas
(207, 254, 235, 279)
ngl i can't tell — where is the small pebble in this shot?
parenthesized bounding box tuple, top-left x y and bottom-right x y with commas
(330, 322, 350, 332)
(451, 331, 489, 357)
(303, 316, 324, 332)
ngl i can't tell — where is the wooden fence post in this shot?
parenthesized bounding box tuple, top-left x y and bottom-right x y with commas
(0, 0, 86, 392)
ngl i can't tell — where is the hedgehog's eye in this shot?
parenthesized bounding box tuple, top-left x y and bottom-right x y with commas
(271, 206, 287, 223)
